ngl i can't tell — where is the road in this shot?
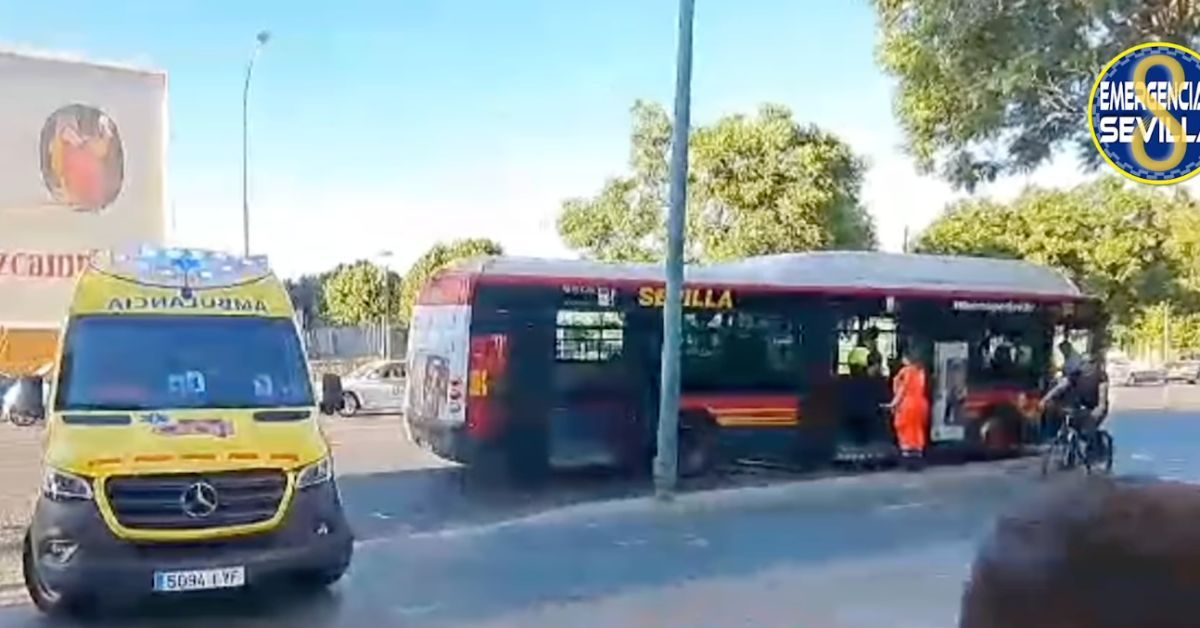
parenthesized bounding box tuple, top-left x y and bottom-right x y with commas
(0, 385, 1195, 627)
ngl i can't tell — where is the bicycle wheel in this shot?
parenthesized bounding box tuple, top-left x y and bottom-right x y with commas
(1095, 431, 1114, 474)
(1041, 435, 1071, 476)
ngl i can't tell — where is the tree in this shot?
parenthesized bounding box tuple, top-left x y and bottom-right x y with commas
(322, 261, 403, 327)
(398, 238, 504, 322)
(874, 0, 1200, 190)
(557, 101, 876, 263)
(916, 177, 1198, 330)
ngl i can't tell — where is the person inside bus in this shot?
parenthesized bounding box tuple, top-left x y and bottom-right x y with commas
(844, 329, 886, 446)
(989, 336, 1016, 379)
(888, 347, 930, 469)
(846, 328, 883, 377)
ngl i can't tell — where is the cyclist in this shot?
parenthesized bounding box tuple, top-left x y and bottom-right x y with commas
(1040, 352, 1110, 458)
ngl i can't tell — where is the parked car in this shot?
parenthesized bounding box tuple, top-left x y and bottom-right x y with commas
(1107, 357, 1165, 386)
(337, 359, 407, 416)
(1166, 359, 1200, 384)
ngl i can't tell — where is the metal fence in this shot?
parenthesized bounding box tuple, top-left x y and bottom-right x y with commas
(302, 324, 407, 360)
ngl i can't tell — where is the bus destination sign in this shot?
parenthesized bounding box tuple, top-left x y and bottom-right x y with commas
(951, 300, 1036, 313)
(637, 286, 734, 310)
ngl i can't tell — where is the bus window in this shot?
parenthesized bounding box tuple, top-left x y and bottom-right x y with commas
(555, 310, 624, 363)
(971, 331, 1039, 386)
(836, 316, 897, 376)
(1052, 326, 1094, 368)
(682, 311, 800, 392)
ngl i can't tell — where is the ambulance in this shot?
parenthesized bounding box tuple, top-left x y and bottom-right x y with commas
(21, 246, 352, 614)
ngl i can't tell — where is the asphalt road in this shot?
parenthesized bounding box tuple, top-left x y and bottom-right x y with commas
(0, 385, 1196, 627)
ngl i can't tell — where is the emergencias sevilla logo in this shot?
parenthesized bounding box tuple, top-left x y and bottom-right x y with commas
(39, 104, 125, 212)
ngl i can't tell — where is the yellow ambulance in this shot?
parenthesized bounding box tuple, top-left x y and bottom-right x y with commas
(21, 246, 352, 614)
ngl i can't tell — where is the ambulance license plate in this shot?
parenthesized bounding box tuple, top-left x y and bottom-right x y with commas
(153, 566, 245, 592)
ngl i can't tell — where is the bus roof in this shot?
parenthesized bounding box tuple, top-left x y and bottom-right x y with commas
(445, 251, 1087, 301)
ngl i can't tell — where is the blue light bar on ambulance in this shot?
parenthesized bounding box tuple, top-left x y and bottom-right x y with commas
(92, 245, 271, 289)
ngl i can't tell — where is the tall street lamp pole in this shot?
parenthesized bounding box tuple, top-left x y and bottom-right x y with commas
(242, 30, 271, 257)
(377, 250, 394, 359)
(654, 0, 696, 499)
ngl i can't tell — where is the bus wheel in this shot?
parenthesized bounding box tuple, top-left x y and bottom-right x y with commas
(975, 412, 1020, 457)
(678, 414, 717, 478)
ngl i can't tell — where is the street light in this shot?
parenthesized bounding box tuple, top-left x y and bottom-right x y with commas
(376, 250, 394, 359)
(654, 0, 696, 499)
(242, 30, 271, 257)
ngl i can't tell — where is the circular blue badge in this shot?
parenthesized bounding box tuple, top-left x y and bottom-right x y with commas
(1089, 42, 1200, 185)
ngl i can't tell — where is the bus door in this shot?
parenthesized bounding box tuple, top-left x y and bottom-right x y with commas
(546, 308, 644, 469)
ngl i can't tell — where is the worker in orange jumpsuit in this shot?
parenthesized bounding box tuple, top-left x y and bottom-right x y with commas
(889, 348, 930, 469)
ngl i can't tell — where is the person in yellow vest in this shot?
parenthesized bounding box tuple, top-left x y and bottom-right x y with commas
(848, 343, 869, 375)
(848, 329, 883, 377)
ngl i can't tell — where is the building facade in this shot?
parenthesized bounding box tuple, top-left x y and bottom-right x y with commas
(0, 49, 167, 373)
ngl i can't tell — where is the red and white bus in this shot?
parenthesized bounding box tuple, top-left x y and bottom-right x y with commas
(402, 251, 1104, 478)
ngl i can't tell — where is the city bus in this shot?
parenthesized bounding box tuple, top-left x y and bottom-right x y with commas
(403, 251, 1104, 478)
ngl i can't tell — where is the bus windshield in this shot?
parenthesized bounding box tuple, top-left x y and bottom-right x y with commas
(57, 315, 313, 411)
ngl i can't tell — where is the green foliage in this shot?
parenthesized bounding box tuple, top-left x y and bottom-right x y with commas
(557, 101, 876, 263)
(1116, 303, 1200, 360)
(321, 261, 403, 327)
(916, 177, 1200, 350)
(398, 238, 504, 322)
(874, 0, 1200, 190)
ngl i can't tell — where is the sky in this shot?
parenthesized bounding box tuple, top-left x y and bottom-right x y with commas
(0, 0, 1099, 278)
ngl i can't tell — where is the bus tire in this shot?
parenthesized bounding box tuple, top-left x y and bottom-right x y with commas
(678, 413, 717, 478)
(972, 408, 1022, 458)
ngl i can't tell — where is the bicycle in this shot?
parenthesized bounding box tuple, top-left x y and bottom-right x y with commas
(1040, 407, 1113, 476)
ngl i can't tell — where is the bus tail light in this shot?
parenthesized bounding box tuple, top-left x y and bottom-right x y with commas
(467, 334, 508, 440)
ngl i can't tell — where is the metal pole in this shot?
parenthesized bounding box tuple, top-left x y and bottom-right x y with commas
(654, 0, 696, 499)
(378, 251, 394, 359)
(383, 266, 391, 359)
(1164, 305, 1171, 363)
(242, 31, 270, 257)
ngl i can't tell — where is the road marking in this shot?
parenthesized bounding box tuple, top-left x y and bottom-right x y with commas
(876, 501, 932, 513)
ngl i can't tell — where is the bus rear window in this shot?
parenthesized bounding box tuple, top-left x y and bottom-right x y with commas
(57, 315, 313, 411)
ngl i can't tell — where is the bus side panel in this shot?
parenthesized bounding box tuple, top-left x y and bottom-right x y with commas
(404, 303, 472, 461)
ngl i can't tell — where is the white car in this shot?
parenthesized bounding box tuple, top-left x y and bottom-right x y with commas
(1107, 357, 1165, 386)
(337, 359, 407, 416)
(1, 364, 52, 425)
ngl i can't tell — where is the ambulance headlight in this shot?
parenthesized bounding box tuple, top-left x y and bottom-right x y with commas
(297, 456, 333, 489)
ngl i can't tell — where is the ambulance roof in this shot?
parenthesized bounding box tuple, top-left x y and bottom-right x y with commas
(90, 246, 272, 289)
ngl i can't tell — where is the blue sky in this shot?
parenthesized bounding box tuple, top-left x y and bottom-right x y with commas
(0, 0, 1091, 278)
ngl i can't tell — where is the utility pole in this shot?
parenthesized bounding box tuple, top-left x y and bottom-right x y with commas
(1163, 304, 1171, 364)
(654, 0, 696, 499)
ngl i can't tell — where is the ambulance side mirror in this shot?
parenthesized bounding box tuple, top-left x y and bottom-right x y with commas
(319, 374, 344, 416)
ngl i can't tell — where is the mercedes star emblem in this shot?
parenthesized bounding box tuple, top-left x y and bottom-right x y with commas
(180, 481, 219, 518)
